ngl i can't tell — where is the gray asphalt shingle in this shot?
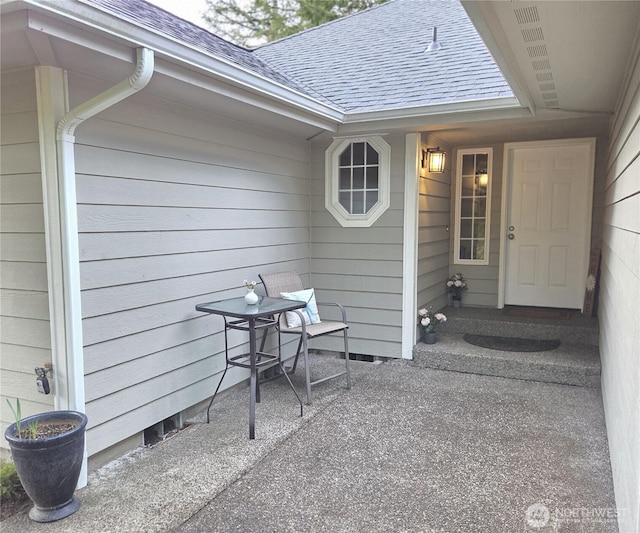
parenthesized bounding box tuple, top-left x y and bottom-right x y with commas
(85, 0, 513, 114)
(253, 0, 514, 112)
(84, 0, 322, 98)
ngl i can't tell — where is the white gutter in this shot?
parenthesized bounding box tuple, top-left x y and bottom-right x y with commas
(17, 0, 343, 127)
(55, 47, 154, 487)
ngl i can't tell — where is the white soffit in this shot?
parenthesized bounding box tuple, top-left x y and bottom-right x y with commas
(464, 0, 640, 115)
(1, 1, 343, 134)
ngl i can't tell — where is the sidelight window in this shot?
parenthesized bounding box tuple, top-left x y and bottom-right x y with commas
(454, 148, 493, 264)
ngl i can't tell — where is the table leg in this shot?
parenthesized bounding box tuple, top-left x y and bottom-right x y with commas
(248, 317, 257, 440)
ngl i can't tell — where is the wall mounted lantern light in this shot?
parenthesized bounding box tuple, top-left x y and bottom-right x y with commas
(422, 147, 446, 173)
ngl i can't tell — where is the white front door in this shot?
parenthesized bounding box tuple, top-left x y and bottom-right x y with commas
(504, 139, 595, 309)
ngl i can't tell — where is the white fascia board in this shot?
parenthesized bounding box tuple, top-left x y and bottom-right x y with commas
(342, 96, 523, 125)
(19, 1, 343, 129)
(152, 60, 340, 132)
(337, 100, 532, 136)
(460, 0, 535, 115)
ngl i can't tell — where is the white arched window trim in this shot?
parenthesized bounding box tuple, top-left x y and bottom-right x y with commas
(325, 135, 391, 228)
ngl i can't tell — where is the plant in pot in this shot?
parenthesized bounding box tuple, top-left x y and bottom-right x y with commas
(446, 272, 467, 307)
(4, 399, 88, 523)
(418, 307, 447, 344)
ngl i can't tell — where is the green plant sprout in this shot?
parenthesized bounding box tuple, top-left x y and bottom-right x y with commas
(6, 398, 22, 437)
(6, 398, 38, 439)
(26, 419, 39, 439)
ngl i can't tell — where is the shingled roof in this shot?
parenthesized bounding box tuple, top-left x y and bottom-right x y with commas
(85, 0, 514, 115)
(84, 0, 323, 98)
(253, 0, 514, 113)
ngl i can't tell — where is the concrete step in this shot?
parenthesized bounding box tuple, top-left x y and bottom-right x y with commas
(412, 333, 601, 387)
(437, 306, 599, 346)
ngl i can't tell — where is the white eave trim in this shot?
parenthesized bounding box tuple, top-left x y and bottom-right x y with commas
(16, 0, 344, 128)
(342, 96, 522, 124)
(7, 1, 533, 133)
(460, 0, 536, 115)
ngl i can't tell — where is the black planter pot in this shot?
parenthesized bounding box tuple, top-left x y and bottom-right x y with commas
(423, 331, 437, 344)
(4, 410, 88, 522)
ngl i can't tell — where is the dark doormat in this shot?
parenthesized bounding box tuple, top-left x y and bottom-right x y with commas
(503, 306, 571, 319)
(463, 334, 561, 352)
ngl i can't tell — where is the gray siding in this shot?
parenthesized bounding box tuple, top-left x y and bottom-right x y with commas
(417, 134, 452, 315)
(309, 134, 407, 358)
(0, 68, 54, 450)
(599, 45, 640, 533)
(71, 75, 311, 457)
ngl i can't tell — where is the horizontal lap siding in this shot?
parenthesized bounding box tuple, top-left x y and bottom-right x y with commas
(418, 135, 452, 316)
(599, 45, 640, 533)
(0, 68, 54, 448)
(73, 81, 311, 456)
(309, 134, 406, 358)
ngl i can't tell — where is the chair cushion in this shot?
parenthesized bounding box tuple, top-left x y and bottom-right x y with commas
(280, 288, 321, 328)
(283, 320, 347, 337)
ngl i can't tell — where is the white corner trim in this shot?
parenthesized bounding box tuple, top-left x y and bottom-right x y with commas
(402, 133, 420, 359)
(35, 66, 69, 408)
(498, 144, 510, 309)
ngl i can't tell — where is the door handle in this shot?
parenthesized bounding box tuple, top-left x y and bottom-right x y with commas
(508, 233, 515, 240)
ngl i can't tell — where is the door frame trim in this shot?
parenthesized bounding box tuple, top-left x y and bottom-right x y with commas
(498, 138, 596, 310)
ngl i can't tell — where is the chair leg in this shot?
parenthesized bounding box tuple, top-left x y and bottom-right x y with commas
(287, 337, 303, 374)
(279, 360, 304, 417)
(343, 329, 352, 390)
(206, 364, 229, 424)
(301, 334, 313, 405)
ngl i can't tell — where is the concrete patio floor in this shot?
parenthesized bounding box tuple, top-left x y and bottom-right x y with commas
(2, 356, 617, 532)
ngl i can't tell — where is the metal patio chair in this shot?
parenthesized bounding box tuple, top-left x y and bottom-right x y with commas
(259, 271, 351, 404)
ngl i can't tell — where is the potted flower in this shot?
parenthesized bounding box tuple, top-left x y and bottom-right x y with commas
(446, 273, 467, 307)
(418, 307, 447, 344)
(243, 279, 259, 305)
(4, 399, 88, 522)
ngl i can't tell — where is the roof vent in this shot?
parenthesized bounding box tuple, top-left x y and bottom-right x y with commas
(514, 6, 540, 24)
(536, 72, 554, 82)
(521, 27, 544, 42)
(527, 44, 548, 58)
(531, 59, 551, 71)
(425, 27, 441, 53)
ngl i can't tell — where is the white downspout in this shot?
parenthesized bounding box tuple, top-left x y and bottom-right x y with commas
(56, 47, 154, 487)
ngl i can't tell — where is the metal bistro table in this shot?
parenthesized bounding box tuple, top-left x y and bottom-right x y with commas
(195, 296, 306, 439)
